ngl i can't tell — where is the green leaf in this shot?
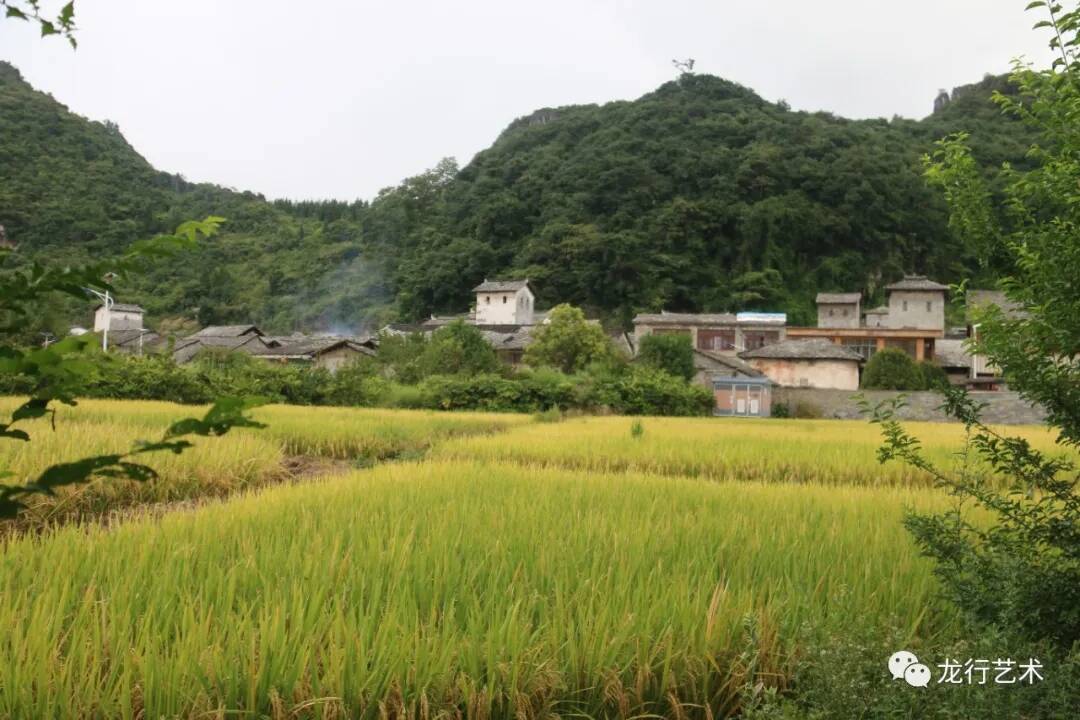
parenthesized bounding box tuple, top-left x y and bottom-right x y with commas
(39, 19, 56, 36)
(5, 7, 28, 19)
(1025, 1, 1047, 9)
(59, 1, 74, 25)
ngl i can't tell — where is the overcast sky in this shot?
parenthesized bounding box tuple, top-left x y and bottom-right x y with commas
(0, 1, 1055, 201)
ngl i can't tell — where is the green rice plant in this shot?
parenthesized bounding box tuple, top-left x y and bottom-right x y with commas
(0, 459, 958, 718)
(435, 415, 1073, 488)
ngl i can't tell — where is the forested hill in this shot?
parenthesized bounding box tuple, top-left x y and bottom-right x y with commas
(1, 62, 1034, 334)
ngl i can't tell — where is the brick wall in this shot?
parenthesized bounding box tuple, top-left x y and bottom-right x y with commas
(773, 388, 1047, 425)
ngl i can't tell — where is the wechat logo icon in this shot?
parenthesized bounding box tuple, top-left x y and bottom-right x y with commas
(889, 650, 931, 688)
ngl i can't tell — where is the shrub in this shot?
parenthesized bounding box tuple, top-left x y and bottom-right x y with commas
(327, 358, 388, 406)
(419, 321, 502, 377)
(419, 373, 525, 412)
(637, 333, 695, 381)
(861, 348, 922, 390)
(86, 353, 212, 404)
(917, 360, 950, 391)
(770, 402, 790, 418)
(591, 366, 713, 417)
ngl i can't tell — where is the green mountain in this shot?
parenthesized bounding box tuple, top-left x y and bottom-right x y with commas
(0, 62, 1035, 333)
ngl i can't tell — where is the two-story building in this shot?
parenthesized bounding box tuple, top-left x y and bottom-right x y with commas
(631, 311, 787, 354)
(787, 275, 948, 362)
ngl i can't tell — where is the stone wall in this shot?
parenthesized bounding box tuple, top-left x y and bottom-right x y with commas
(773, 387, 1047, 425)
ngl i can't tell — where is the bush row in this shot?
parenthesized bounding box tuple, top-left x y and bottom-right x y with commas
(0, 351, 713, 417)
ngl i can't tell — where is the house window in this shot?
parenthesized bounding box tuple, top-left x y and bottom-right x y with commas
(698, 329, 735, 351)
(828, 308, 834, 317)
(902, 301, 908, 311)
(485, 296, 490, 304)
(742, 331, 779, 351)
(926, 301, 932, 312)
(842, 308, 849, 317)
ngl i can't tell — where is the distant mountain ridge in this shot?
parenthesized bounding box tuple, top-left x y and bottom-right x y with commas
(0, 62, 1035, 334)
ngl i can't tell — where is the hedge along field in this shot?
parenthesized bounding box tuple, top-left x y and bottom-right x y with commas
(0, 460, 959, 719)
(0, 398, 529, 523)
(435, 415, 1072, 487)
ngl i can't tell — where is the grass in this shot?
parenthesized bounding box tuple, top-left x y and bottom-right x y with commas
(0, 460, 958, 718)
(435, 415, 1071, 487)
(0, 398, 528, 523)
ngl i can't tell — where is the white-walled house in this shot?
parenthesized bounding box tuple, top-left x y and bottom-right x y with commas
(473, 279, 535, 326)
(93, 303, 145, 332)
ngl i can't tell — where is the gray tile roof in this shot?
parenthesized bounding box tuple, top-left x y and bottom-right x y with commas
(885, 275, 949, 292)
(739, 338, 862, 361)
(480, 326, 535, 351)
(693, 349, 764, 377)
(254, 336, 377, 359)
(472, 279, 530, 293)
(96, 302, 145, 313)
(864, 305, 889, 315)
(967, 290, 1025, 319)
(189, 325, 263, 338)
(934, 339, 971, 369)
(815, 293, 862, 304)
(172, 334, 269, 363)
(633, 312, 738, 326)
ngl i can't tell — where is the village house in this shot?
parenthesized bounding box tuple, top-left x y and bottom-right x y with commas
(253, 335, 377, 372)
(786, 275, 948, 362)
(694, 350, 773, 417)
(171, 325, 274, 364)
(739, 338, 863, 391)
(90, 302, 162, 355)
(631, 311, 787, 353)
(966, 289, 1023, 387)
(473, 279, 535, 325)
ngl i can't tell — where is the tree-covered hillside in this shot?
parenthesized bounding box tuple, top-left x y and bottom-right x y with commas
(0, 62, 1035, 333)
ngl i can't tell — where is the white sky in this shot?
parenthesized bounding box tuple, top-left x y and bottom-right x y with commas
(0, 1, 1056, 201)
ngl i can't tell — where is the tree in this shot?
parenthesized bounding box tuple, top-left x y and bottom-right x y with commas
(420, 320, 501, 377)
(637, 333, 695, 381)
(524, 304, 612, 373)
(868, 0, 1080, 650)
(860, 348, 922, 390)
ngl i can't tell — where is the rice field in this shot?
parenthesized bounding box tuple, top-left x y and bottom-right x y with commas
(0, 399, 1061, 717)
(436, 415, 1071, 487)
(0, 399, 527, 523)
(0, 460, 958, 718)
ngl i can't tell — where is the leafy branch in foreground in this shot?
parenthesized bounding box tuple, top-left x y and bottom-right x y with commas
(2, 0, 76, 47)
(861, 389, 1080, 648)
(862, 0, 1080, 653)
(0, 396, 267, 518)
(0, 217, 269, 519)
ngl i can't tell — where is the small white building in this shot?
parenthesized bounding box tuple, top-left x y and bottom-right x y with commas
(473, 279, 535, 326)
(93, 302, 145, 332)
